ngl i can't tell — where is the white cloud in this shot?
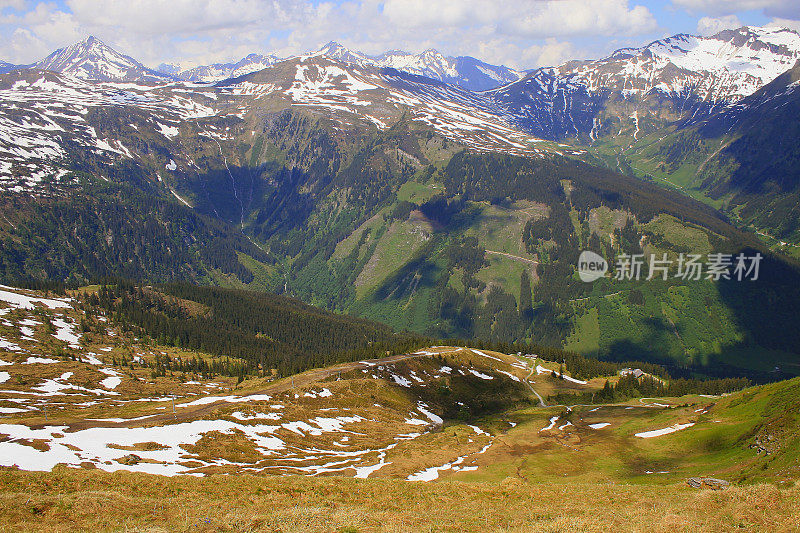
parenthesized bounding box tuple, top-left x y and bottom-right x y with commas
(502, 0, 657, 38)
(0, 0, 26, 11)
(381, 0, 657, 37)
(697, 15, 743, 36)
(64, 0, 287, 36)
(0, 0, 658, 68)
(472, 38, 581, 70)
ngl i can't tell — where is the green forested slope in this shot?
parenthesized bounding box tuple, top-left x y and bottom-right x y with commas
(3, 108, 800, 379)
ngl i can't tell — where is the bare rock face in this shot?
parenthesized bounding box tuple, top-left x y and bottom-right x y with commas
(686, 477, 730, 490)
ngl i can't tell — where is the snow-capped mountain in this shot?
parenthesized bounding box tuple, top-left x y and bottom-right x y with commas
(489, 25, 800, 140)
(554, 26, 800, 102)
(33, 36, 171, 83)
(3, 25, 800, 196)
(175, 42, 523, 89)
(314, 42, 523, 91)
(230, 55, 546, 155)
(0, 53, 553, 196)
(0, 68, 218, 194)
(162, 53, 283, 83)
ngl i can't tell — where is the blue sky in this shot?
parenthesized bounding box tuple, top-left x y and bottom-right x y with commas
(0, 0, 798, 69)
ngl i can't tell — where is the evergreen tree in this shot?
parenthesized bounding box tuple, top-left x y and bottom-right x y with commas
(519, 269, 533, 320)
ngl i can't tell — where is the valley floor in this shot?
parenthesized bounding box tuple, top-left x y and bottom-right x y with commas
(1, 468, 797, 532)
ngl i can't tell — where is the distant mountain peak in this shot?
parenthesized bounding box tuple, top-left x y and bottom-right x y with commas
(310, 42, 522, 91)
(161, 52, 282, 83)
(320, 40, 344, 50)
(527, 24, 800, 103)
(33, 36, 171, 83)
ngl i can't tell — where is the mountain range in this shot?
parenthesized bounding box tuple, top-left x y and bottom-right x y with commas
(158, 53, 283, 83)
(2, 26, 800, 379)
(309, 41, 524, 91)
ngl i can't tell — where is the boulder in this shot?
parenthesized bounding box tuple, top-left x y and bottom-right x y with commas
(686, 477, 730, 490)
(702, 478, 730, 490)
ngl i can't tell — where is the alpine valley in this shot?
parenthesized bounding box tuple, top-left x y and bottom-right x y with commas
(3, 25, 800, 383)
(4, 19, 800, 531)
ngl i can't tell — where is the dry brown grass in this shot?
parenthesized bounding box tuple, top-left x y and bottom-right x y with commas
(0, 467, 797, 532)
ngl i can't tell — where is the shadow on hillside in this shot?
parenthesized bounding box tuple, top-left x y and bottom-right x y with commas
(713, 247, 800, 381)
(188, 163, 323, 238)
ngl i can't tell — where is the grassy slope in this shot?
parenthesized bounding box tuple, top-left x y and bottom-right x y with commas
(2, 286, 799, 532)
(1, 468, 797, 532)
(2, 372, 799, 531)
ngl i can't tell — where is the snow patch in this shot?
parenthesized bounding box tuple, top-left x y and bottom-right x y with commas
(635, 422, 695, 438)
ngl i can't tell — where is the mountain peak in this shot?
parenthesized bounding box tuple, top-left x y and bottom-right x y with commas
(307, 42, 521, 91)
(318, 41, 349, 54)
(708, 25, 800, 47)
(33, 35, 171, 83)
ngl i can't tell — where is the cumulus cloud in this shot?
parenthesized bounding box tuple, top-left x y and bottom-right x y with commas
(697, 15, 743, 35)
(381, 0, 657, 37)
(65, 0, 291, 36)
(0, 0, 656, 68)
(674, 0, 799, 36)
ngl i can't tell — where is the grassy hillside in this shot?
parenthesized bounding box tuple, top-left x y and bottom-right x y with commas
(2, 282, 800, 530)
(1, 469, 797, 532)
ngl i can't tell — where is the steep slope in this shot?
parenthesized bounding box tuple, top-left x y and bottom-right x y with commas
(615, 60, 800, 247)
(33, 36, 172, 83)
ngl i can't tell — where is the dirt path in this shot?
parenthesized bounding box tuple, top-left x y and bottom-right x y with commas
(485, 250, 540, 265)
(523, 367, 547, 407)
